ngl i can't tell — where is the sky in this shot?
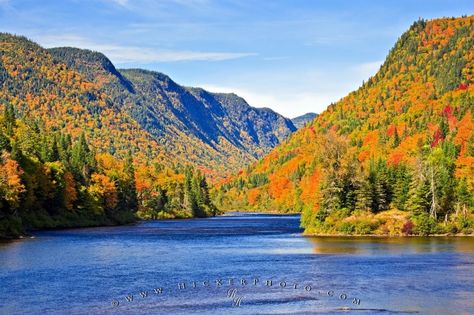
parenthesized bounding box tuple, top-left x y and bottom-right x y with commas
(0, 1, 473, 118)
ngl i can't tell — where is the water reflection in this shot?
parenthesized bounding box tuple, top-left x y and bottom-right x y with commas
(308, 236, 474, 255)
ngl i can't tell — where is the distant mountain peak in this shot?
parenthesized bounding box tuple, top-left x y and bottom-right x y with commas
(291, 112, 318, 128)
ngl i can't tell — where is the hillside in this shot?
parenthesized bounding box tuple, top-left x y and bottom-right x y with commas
(0, 33, 222, 237)
(291, 113, 318, 129)
(48, 48, 296, 174)
(215, 16, 474, 236)
(0, 34, 295, 237)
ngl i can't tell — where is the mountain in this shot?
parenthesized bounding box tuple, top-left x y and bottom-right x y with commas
(48, 48, 296, 175)
(291, 113, 318, 128)
(215, 15, 474, 236)
(0, 33, 294, 237)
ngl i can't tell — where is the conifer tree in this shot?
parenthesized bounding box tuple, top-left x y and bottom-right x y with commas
(3, 103, 16, 136)
(0, 131, 9, 152)
(120, 150, 138, 211)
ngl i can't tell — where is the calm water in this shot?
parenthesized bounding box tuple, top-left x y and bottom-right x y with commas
(0, 213, 473, 315)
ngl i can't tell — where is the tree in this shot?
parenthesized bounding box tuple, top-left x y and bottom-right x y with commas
(119, 150, 138, 211)
(0, 151, 25, 211)
(406, 170, 431, 214)
(71, 132, 92, 181)
(2, 103, 16, 136)
(318, 131, 352, 218)
(392, 127, 401, 148)
(184, 165, 198, 215)
(0, 131, 10, 152)
(391, 164, 411, 210)
(87, 173, 118, 215)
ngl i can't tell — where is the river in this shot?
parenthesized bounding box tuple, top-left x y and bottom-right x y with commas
(0, 213, 473, 314)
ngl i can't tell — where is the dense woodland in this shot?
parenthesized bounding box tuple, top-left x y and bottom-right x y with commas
(0, 102, 217, 237)
(2, 16, 474, 238)
(216, 16, 474, 236)
(0, 34, 218, 238)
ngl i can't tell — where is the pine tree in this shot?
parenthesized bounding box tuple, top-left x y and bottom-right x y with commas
(439, 117, 449, 139)
(392, 165, 411, 210)
(184, 166, 198, 216)
(373, 160, 390, 212)
(355, 174, 372, 212)
(392, 128, 401, 148)
(3, 103, 16, 136)
(121, 150, 138, 211)
(49, 135, 60, 162)
(0, 131, 10, 152)
(406, 168, 431, 214)
(455, 179, 471, 216)
(71, 132, 93, 181)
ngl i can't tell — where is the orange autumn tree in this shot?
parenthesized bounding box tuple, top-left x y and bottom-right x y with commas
(87, 173, 118, 214)
(0, 151, 25, 209)
(216, 15, 474, 235)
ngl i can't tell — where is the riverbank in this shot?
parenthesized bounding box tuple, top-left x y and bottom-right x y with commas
(303, 232, 474, 237)
(301, 209, 474, 237)
(0, 210, 137, 240)
(0, 209, 223, 240)
(221, 210, 300, 216)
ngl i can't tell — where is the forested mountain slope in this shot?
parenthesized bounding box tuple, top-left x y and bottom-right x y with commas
(0, 33, 296, 237)
(0, 34, 261, 236)
(48, 48, 296, 174)
(215, 16, 474, 235)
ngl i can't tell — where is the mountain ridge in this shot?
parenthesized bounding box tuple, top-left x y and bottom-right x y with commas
(215, 15, 474, 236)
(0, 32, 294, 237)
(291, 112, 318, 129)
(48, 46, 296, 175)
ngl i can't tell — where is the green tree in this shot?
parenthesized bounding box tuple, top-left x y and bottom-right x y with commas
(119, 150, 138, 211)
(3, 103, 16, 136)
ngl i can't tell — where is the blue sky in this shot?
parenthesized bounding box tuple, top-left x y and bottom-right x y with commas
(1, 0, 473, 117)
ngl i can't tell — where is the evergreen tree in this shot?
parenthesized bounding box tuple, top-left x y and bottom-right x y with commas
(392, 128, 401, 148)
(439, 117, 449, 139)
(3, 103, 16, 136)
(391, 165, 411, 210)
(355, 174, 372, 211)
(406, 169, 431, 214)
(0, 131, 10, 152)
(455, 179, 472, 215)
(120, 150, 138, 211)
(71, 132, 91, 181)
(184, 165, 198, 216)
(49, 135, 60, 162)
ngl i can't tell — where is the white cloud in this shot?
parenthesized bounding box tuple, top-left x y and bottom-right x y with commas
(200, 84, 338, 118)
(352, 60, 383, 79)
(200, 59, 384, 118)
(102, 0, 129, 7)
(34, 34, 256, 63)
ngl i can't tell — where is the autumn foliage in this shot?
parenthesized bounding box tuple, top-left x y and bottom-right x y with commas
(216, 16, 474, 235)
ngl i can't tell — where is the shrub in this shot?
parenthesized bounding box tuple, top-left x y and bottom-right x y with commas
(412, 213, 437, 235)
(401, 220, 414, 235)
(338, 221, 355, 234)
(455, 214, 474, 234)
(353, 220, 375, 234)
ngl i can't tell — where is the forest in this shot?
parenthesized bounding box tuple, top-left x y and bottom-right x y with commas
(0, 102, 216, 238)
(1, 16, 474, 238)
(215, 16, 474, 236)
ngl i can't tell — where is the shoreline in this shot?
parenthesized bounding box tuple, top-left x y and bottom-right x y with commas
(303, 233, 474, 237)
(3, 213, 473, 240)
(221, 211, 300, 216)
